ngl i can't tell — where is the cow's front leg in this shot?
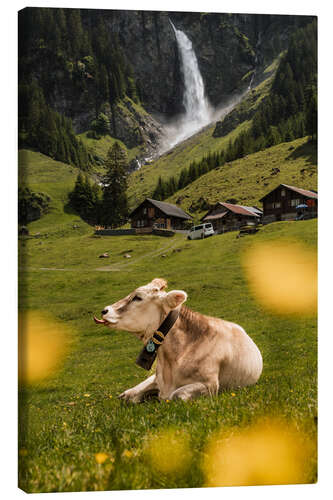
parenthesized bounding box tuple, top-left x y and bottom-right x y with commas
(170, 382, 218, 401)
(118, 374, 158, 403)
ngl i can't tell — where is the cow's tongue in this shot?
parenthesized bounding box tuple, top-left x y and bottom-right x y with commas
(93, 316, 106, 325)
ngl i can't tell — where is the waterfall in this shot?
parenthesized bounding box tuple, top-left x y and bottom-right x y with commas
(248, 31, 262, 90)
(161, 22, 213, 153)
(171, 21, 212, 127)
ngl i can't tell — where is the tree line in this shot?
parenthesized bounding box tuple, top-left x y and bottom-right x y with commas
(68, 142, 129, 227)
(152, 19, 317, 202)
(152, 151, 226, 200)
(18, 82, 94, 169)
(18, 7, 141, 168)
(19, 8, 140, 107)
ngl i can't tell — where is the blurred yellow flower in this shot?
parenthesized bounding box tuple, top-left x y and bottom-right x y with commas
(203, 418, 315, 487)
(84, 393, 91, 397)
(231, 393, 236, 397)
(145, 428, 192, 476)
(18, 311, 70, 384)
(95, 452, 109, 464)
(242, 240, 317, 315)
(122, 449, 133, 459)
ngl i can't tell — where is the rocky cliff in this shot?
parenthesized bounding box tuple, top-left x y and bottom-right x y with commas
(20, 8, 314, 152)
(102, 11, 311, 112)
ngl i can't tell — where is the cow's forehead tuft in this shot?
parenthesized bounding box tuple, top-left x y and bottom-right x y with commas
(137, 284, 165, 296)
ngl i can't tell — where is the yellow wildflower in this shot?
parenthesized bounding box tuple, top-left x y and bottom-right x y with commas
(243, 241, 317, 316)
(18, 311, 71, 384)
(203, 418, 315, 487)
(95, 452, 109, 464)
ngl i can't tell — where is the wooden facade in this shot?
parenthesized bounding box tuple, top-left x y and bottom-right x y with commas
(129, 198, 192, 230)
(260, 184, 318, 223)
(202, 202, 262, 233)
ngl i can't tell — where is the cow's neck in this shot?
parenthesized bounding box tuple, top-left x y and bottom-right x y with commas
(164, 306, 209, 343)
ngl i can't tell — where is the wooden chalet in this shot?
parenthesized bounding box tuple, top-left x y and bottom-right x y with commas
(259, 184, 318, 223)
(129, 198, 192, 230)
(201, 202, 262, 233)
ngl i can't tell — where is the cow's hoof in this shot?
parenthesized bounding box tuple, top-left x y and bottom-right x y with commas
(118, 390, 141, 403)
(170, 391, 188, 401)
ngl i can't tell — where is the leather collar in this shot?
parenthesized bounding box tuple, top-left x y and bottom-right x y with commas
(135, 309, 179, 370)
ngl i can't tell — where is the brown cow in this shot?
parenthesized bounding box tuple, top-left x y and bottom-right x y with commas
(94, 278, 262, 402)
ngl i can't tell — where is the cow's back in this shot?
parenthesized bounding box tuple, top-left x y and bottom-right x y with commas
(213, 318, 263, 388)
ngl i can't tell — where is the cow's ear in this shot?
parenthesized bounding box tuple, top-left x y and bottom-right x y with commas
(165, 290, 187, 309)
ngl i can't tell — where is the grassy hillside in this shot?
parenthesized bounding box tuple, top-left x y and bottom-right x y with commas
(78, 132, 143, 167)
(18, 218, 317, 492)
(167, 137, 317, 219)
(18, 149, 91, 235)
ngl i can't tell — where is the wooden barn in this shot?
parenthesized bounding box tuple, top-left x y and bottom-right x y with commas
(129, 198, 192, 230)
(260, 184, 318, 223)
(201, 202, 262, 233)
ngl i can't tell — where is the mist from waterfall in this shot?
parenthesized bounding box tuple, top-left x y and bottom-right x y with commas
(160, 22, 214, 153)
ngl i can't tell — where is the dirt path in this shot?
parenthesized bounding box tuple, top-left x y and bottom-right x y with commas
(19, 238, 182, 273)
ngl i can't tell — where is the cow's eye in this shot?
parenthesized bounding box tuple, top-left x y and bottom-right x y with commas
(132, 295, 142, 302)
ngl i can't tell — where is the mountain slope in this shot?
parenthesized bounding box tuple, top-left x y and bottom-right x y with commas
(166, 137, 317, 218)
(126, 69, 277, 208)
(18, 149, 91, 234)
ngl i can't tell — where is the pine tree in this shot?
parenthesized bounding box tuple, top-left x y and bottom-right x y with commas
(306, 93, 317, 141)
(93, 112, 110, 135)
(153, 176, 166, 200)
(178, 168, 189, 190)
(68, 172, 86, 213)
(102, 143, 129, 227)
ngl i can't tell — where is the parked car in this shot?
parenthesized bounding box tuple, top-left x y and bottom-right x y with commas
(187, 223, 215, 240)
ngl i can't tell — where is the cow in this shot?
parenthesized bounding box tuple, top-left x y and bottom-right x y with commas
(93, 278, 262, 402)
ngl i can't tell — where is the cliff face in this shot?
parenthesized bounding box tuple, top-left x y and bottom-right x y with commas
(103, 11, 310, 112)
(21, 9, 313, 150)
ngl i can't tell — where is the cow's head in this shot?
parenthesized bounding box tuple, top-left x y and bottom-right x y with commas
(94, 278, 187, 341)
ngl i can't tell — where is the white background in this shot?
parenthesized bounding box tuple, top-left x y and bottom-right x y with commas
(1, 1, 331, 499)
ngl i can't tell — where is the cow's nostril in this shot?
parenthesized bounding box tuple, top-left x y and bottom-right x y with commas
(101, 309, 108, 315)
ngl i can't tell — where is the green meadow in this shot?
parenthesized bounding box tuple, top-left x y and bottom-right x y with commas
(18, 216, 317, 492)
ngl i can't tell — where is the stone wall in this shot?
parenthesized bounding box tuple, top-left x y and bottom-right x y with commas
(94, 228, 175, 237)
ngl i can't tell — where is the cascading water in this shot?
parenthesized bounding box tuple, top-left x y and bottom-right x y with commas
(160, 21, 213, 153)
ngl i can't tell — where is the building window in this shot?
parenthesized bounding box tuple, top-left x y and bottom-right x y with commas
(281, 189, 286, 197)
(267, 202, 281, 209)
(143, 207, 147, 215)
(290, 199, 301, 207)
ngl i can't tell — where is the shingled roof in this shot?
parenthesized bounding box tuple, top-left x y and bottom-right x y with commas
(202, 211, 228, 221)
(201, 202, 261, 222)
(259, 184, 318, 201)
(218, 202, 261, 217)
(130, 198, 192, 220)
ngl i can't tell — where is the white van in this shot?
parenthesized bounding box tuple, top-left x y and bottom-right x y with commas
(188, 223, 215, 240)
